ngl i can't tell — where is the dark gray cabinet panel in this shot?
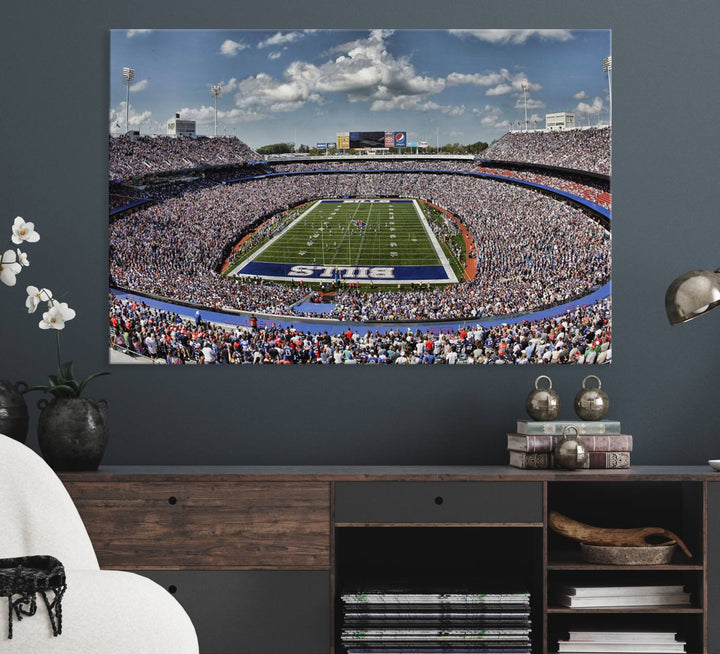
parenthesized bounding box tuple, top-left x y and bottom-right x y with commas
(708, 483, 720, 653)
(334, 481, 543, 523)
(137, 570, 330, 654)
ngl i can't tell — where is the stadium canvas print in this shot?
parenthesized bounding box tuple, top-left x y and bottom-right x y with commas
(109, 29, 611, 365)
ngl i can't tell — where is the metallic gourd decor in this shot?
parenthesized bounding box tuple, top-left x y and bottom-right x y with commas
(574, 375, 609, 421)
(525, 375, 561, 421)
(554, 425, 589, 470)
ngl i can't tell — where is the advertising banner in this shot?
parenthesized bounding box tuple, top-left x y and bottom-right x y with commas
(336, 133, 350, 149)
(394, 131, 407, 147)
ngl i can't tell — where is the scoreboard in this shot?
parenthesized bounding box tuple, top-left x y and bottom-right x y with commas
(336, 131, 407, 149)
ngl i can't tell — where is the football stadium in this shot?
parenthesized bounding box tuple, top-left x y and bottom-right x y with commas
(109, 30, 611, 365)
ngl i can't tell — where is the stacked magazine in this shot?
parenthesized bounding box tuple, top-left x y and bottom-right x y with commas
(340, 586, 532, 654)
(551, 584, 691, 609)
(557, 630, 686, 653)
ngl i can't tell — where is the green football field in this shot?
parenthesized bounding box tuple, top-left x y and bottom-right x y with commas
(253, 199, 441, 266)
(226, 198, 458, 284)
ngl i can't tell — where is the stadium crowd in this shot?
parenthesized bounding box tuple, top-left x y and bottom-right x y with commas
(109, 293, 611, 365)
(110, 172, 610, 322)
(109, 135, 259, 180)
(268, 160, 477, 173)
(480, 127, 611, 176)
(474, 165, 611, 210)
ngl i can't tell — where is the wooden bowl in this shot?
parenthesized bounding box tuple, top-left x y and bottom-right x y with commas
(580, 542, 677, 565)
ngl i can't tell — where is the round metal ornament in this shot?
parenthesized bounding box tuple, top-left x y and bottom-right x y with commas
(554, 426, 589, 470)
(574, 375, 609, 421)
(525, 375, 561, 421)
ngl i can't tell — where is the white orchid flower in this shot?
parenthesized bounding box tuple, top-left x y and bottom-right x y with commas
(0, 249, 22, 286)
(11, 216, 40, 245)
(16, 249, 29, 266)
(39, 301, 76, 330)
(26, 285, 53, 313)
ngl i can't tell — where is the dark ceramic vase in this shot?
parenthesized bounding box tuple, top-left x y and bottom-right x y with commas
(37, 397, 109, 471)
(0, 380, 29, 443)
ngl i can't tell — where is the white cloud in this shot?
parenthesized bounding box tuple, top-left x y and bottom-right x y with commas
(446, 71, 506, 87)
(576, 96, 604, 115)
(126, 30, 151, 39)
(573, 90, 588, 100)
(486, 84, 513, 96)
(370, 96, 464, 115)
(448, 68, 540, 98)
(220, 39, 248, 57)
(109, 102, 159, 133)
(449, 29, 573, 45)
(258, 31, 306, 49)
(129, 79, 148, 92)
(268, 51, 282, 60)
(234, 30, 448, 113)
(213, 78, 238, 94)
(174, 105, 267, 124)
(514, 97, 546, 109)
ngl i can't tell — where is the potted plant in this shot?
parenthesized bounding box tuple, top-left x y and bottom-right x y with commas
(1, 216, 109, 470)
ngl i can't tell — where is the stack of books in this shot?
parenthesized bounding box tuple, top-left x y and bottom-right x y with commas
(507, 420, 632, 469)
(551, 584, 691, 609)
(340, 586, 532, 653)
(557, 630, 687, 653)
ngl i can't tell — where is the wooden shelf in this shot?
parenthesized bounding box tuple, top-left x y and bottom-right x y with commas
(547, 551, 702, 571)
(548, 605, 703, 614)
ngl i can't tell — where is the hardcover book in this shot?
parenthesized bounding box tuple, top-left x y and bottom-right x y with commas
(516, 420, 621, 435)
(508, 451, 630, 469)
(556, 585, 684, 597)
(553, 592, 690, 608)
(507, 433, 632, 453)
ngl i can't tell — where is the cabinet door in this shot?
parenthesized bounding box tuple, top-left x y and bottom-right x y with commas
(138, 570, 330, 654)
(65, 480, 331, 569)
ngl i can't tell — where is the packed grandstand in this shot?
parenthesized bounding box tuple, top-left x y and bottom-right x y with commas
(108, 127, 611, 365)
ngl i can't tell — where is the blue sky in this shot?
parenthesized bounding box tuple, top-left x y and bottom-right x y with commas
(110, 29, 610, 148)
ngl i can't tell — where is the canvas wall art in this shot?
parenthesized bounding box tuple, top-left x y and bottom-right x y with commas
(108, 29, 611, 365)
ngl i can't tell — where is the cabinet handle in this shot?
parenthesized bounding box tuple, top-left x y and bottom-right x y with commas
(168, 496, 178, 505)
(434, 496, 444, 505)
(168, 585, 177, 594)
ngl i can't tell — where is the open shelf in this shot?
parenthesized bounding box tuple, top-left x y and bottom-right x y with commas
(547, 550, 701, 571)
(548, 606, 704, 614)
(335, 526, 543, 654)
(545, 480, 706, 654)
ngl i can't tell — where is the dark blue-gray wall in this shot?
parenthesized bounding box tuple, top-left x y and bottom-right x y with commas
(1, 0, 718, 465)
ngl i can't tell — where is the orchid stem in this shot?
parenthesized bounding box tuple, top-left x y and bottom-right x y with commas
(56, 330, 62, 369)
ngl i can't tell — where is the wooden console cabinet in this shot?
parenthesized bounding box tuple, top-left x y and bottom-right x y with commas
(60, 466, 719, 654)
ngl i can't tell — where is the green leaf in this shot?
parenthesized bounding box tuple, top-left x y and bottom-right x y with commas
(77, 371, 110, 396)
(49, 384, 78, 398)
(48, 375, 58, 387)
(25, 384, 51, 394)
(58, 361, 74, 383)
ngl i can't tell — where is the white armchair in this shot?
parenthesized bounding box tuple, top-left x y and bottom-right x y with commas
(0, 434, 199, 653)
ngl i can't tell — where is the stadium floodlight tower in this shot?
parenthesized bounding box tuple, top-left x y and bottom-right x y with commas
(603, 56, 612, 126)
(122, 67, 135, 133)
(211, 85, 222, 137)
(521, 79, 529, 131)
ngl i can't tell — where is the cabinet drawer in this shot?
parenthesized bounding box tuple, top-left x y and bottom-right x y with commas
(334, 481, 542, 524)
(137, 570, 330, 654)
(65, 481, 330, 569)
